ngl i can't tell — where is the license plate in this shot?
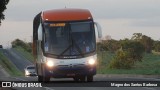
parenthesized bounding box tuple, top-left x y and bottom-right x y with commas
(67, 74, 75, 76)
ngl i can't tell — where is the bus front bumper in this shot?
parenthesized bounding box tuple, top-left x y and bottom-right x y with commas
(44, 65, 96, 78)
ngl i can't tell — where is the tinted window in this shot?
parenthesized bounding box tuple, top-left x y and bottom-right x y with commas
(44, 21, 96, 56)
(0, 45, 3, 48)
(27, 66, 35, 69)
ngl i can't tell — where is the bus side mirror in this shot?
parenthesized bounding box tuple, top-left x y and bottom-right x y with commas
(38, 24, 43, 41)
(94, 22, 102, 38)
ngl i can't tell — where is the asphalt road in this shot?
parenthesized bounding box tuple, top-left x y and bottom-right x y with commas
(1, 76, 160, 90)
(0, 48, 160, 90)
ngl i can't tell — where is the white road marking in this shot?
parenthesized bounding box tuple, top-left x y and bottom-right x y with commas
(12, 77, 27, 81)
(44, 87, 55, 90)
(143, 87, 157, 90)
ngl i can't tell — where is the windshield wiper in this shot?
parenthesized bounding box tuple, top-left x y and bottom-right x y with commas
(59, 45, 72, 56)
(59, 39, 84, 57)
(71, 38, 84, 57)
(59, 24, 84, 57)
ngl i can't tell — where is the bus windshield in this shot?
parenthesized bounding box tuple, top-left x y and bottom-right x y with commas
(44, 21, 96, 57)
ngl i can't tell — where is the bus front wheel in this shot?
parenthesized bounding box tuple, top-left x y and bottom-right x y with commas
(38, 76, 50, 82)
(38, 76, 43, 82)
(73, 77, 79, 82)
(87, 75, 93, 82)
(80, 76, 86, 82)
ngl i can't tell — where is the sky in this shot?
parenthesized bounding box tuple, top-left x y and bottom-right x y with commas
(0, 0, 160, 47)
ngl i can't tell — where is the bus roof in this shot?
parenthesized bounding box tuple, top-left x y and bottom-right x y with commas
(42, 8, 93, 21)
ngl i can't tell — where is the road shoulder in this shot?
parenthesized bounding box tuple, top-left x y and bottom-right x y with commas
(95, 74, 160, 80)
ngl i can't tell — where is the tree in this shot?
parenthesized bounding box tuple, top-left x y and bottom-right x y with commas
(140, 35, 153, 53)
(121, 40, 145, 62)
(132, 33, 153, 53)
(97, 39, 121, 53)
(11, 39, 32, 53)
(97, 42, 107, 51)
(105, 39, 121, 53)
(131, 33, 142, 41)
(109, 50, 135, 69)
(109, 40, 145, 69)
(153, 41, 160, 52)
(11, 39, 25, 48)
(0, 0, 10, 25)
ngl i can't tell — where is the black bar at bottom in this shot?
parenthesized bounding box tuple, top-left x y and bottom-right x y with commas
(0, 81, 160, 87)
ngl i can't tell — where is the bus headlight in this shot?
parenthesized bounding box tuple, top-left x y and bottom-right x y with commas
(46, 60, 54, 67)
(88, 58, 96, 65)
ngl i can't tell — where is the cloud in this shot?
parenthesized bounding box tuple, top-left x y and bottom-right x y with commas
(1, 0, 160, 47)
(130, 17, 160, 27)
(96, 18, 160, 40)
(4, 0, 160, 21)
(0, 20, 32, 46)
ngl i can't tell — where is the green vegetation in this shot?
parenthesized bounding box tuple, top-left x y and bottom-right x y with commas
(0, 51, 23, 76)
(11, 39, 34, 62)
(0, 0, 10, 25)
(10, 33, 160, 75)
(12, 39, 32, 53)
(97, 33, 160, 71)
(14, 46, 34, 63)
(97, 51, 160, 75)
(109, 40, 145, 69)
(97, 33, 159, 74)
(153, 41, 160, 52)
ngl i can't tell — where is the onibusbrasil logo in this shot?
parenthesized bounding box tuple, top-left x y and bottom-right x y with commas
(1, 82, 42, 87)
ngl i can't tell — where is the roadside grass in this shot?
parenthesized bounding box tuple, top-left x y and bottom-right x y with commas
(152, 50, 160, 55)
(97, 51, 160, 75)
(13, 46, 34, 63)
(12, 46, 160, 75)
(0, 50, 23, 76)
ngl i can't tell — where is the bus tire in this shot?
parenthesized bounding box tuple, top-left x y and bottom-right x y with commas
(73, 77, 79, 82)
(80, 76, 86, 82)
(43, 77, 50, 82)
(87, 75, 93, 82)
(38, 76, 43, 82)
